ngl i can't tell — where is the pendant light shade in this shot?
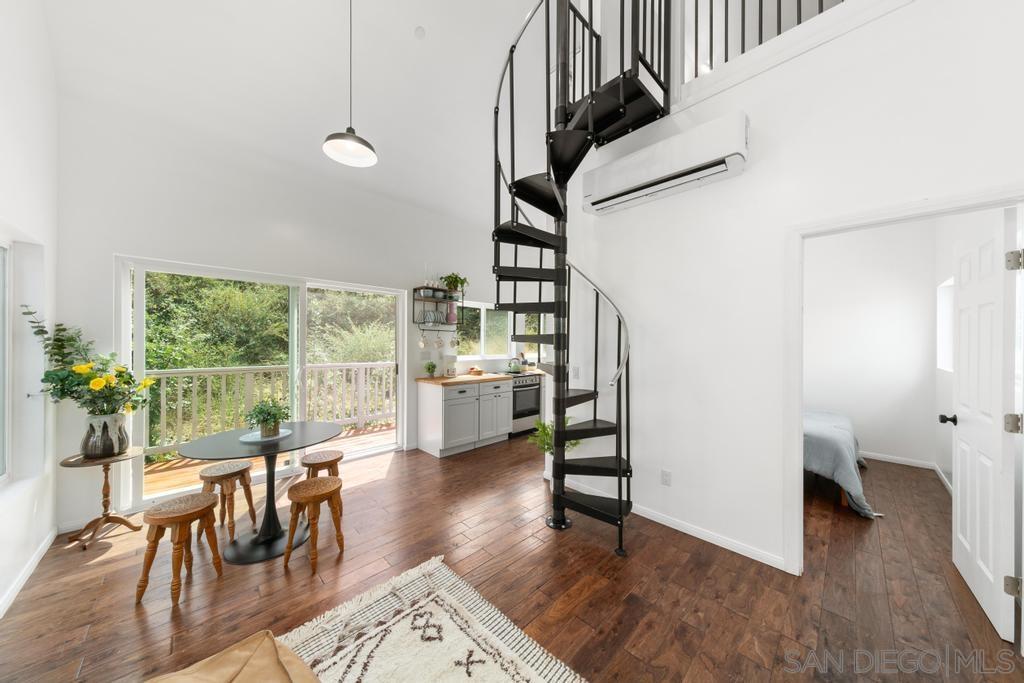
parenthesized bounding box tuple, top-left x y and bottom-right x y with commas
(323, 127, 378, 167)
(324, 0, 377, 167)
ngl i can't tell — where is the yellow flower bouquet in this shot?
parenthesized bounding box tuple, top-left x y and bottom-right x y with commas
(24, 307, 152, 456)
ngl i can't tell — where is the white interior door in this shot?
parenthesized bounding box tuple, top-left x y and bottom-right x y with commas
(952, 208, 1015, 641)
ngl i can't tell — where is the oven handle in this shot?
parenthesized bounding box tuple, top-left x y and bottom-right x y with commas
(512, 384, 540, 392)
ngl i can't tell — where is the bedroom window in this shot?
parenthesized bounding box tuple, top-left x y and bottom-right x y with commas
(0, 246, 8, 482)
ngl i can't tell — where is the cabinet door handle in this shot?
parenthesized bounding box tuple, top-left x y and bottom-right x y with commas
(458, 389, 467, 394)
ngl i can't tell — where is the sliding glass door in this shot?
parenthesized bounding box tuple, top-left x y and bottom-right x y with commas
(122, 259, 404, 508)
(304, 286, 399, 454)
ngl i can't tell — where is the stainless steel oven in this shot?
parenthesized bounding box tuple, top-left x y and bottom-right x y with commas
(511, 374, 542, 434)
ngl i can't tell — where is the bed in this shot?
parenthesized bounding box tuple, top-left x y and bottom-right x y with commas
(803, 410, 876, 518)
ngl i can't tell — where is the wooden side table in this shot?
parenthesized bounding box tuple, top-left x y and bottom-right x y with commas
(60, 448, 144, 549)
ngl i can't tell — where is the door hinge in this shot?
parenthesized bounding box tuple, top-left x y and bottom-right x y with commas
(1007, 250, 1024, 271)
(1005, 576, 1022, 600)
(1005, 414, 1023, 434)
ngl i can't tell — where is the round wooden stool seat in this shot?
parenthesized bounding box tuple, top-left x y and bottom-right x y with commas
(284, 476, 344, 574)
(198, 460, 252, 482)
(300, 450, 343, 467)
(144, 492, 218, 525)
(300, 450, 343, 479)
(288, 476, 342, 504)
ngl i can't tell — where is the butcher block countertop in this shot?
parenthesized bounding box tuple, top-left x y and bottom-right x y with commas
(415, 370, 543, 386)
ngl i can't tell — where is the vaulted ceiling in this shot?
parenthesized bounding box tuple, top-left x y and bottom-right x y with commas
(43, 0, 542, 225)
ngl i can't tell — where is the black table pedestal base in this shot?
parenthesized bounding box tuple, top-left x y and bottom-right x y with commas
(222, 520, 310, 565)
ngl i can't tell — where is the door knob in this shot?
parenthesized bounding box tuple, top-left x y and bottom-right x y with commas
(939, 414, 958, 426)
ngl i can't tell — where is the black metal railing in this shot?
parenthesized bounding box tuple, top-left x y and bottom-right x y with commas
(685, 0, 845, 83)
(620, 0, 671, 109)
(568, 2, 602, 106)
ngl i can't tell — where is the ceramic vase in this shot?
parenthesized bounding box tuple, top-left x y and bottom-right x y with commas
(81, 413, 130, 458)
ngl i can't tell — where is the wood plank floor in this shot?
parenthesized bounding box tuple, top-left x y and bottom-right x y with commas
(0, 438, 1019, 682)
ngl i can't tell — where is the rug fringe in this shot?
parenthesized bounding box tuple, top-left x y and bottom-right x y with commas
(278, 555, 445, 647)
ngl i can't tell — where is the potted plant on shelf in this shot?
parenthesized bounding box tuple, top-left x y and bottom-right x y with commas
(440, 272, 468, 323)
(424, 360, 437, 378)
(528, 418, 581, 484)
(245, 398, 290, 438)
(24, 307, 152, 458)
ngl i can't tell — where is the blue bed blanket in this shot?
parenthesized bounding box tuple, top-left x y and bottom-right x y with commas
(803, 410, 876, 518)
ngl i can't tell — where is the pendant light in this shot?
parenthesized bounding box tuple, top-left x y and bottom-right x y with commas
(323, 0, 378, 167)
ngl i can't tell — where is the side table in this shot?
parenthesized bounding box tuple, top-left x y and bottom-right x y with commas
(60, 448, 144, 549)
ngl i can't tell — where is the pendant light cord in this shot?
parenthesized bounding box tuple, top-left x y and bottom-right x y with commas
(349, 0, 354, 128)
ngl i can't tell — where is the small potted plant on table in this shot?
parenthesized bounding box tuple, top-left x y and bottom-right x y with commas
(424, 360, 437, 378)
(245, 398, 290, 438)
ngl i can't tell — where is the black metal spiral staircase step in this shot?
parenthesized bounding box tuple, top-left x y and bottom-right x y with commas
(555, 490, 633, 526)
(494, 301, 557, 314)
(561, 456, 632, 478)
(492, 220, 562, 250)
(510, 334, 554, 345)
(547, 129, 593, 185)
(493, 266, 560, 283)
(564, 388, 598, 408)
(510, 173, 564, 218)
(566, 89, 627, 134)
(588, 73, 666, 146)
(565, 418, 617, 440)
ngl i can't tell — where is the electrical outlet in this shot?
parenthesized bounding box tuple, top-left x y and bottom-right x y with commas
(660, 469, 672, 487)
(572, 365, 580, 380)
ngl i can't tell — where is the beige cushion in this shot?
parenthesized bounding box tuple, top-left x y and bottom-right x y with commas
(147, 630, 317, 682)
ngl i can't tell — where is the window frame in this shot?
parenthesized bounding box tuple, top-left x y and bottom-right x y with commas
(456, 301, 515, 362)
(0, 243, 11, 486)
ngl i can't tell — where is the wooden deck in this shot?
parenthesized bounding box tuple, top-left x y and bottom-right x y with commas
(0, 438, 1019, 681)
(143, 422, 396, 496)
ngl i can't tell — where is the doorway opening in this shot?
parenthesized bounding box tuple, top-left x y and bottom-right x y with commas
(799, 202, 1021, 649)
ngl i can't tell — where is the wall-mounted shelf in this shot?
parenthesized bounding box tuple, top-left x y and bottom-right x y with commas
(413, 287, 464, 330)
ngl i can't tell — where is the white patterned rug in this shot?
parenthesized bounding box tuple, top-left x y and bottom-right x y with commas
(280, 556, 585, 682)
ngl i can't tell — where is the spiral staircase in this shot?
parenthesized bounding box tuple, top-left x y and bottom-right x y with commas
(492, 0, 670, 554)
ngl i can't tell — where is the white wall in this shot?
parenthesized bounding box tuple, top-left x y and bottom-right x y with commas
(0, 0, 59, 615)
(803, 220, 937, 466)
(54, 94, 495, 530)
(563, 0, 1024, 571)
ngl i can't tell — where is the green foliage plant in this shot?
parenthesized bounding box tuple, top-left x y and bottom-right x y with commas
(23, 306, 151, 415)
(244, 398, 290, 430)
(440, 273, 468, 292)
(424, 361, 437, 377)
(527, 417, 581, 455)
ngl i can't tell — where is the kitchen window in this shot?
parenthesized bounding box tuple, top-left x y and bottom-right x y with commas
(457, 302, 513, 360)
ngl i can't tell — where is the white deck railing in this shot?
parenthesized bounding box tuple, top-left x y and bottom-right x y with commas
(143, 362, 397, 455)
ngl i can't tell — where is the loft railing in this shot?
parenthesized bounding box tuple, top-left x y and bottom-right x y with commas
(684, 0, 845, 82)
(143, 361, 398, 455)
(624, 0, 671, 106)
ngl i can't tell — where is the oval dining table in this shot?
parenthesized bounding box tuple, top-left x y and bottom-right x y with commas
(177, 421, 343, 564)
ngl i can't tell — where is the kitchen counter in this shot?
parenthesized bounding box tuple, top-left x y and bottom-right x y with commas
(415, 370, 543, 386)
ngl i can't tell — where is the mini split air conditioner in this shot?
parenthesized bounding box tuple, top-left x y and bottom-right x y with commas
(581, 111, 748, 215)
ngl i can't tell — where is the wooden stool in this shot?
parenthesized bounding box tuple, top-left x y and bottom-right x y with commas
(197, 461, 257, 543)
(283, 476, 344, 574)
(136, 492, 222, 605)
(300, 450, 343, 478)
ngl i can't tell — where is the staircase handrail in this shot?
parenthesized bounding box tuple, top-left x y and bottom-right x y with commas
(567, 259, 629, 385)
